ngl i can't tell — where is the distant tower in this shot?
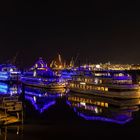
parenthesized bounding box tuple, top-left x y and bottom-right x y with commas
(70, 57, 74, 67)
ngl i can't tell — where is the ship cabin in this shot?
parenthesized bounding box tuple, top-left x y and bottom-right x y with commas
(69, 70, 139, 92)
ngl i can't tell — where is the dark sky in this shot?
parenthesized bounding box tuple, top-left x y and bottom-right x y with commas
(0, 1, 140, 68)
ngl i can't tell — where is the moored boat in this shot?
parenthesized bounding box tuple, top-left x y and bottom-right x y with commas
(20, 57, 66, 89)
(69, 70, 140, 99)
(0, 64, 21, 82)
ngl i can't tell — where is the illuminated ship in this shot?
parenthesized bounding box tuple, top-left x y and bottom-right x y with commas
(21, 57, 66, 89)
(50, 54, 76, 80)
(60, 69, 77, 82)
(0, 82, 21, 96)
(67, 93, 140, 124)
(0, 64, 21, 82)
(69, 70, 140, 99)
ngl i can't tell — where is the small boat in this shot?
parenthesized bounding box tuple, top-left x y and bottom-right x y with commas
(0, 64, 21, 82)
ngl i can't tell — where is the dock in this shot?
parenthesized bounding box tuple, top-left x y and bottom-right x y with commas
(0, 96, 23, 125)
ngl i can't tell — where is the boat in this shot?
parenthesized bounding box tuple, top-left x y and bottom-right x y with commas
(0, 64, 21, 82)
(69, 70, 140, 99)
(0, 82, 21, 97)
(60, 69, 77, 81)
(66, 92, 140, 124)
(20, 57, 66, 89)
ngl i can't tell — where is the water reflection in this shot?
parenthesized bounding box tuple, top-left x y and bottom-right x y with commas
(1, 82, 140, 126)
(0, 125, 23, 140)
(24, 86, 67, 97)
(24, 86, 67, 113)
(66, 93, 140, 124)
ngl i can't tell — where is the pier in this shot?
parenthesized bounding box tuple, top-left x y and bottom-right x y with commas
(0, 96, 23, 125)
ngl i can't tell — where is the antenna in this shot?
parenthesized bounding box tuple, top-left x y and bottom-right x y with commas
(74, 53, 79, 66)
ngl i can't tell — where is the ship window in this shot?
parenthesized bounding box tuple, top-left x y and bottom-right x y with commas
(101, 87, 104, 91)
(85, 78, 88, 82)
(105, 103, 108, 107)
(77, 78, 80, 81)
(72, 84, 74, 87)
(101, 102, 104, 107)
(90, 86, 92, 90)
(100, 80, 102, 84)
(94, 78, 99, 84)
(83, 85, 85, 89)
(97, 102, 100, 105)
(105, 87, 108, 91)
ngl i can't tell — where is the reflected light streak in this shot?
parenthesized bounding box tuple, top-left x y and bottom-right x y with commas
(79, 113, 133, 125)
(25, 95, 56, 113)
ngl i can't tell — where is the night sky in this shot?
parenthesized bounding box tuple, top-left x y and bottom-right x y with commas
(0, 1, 140, 68)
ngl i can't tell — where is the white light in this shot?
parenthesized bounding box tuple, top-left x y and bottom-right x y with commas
(10, 68, 13, 72)
(33, 96, 36, 102)
(95, 107, 98, 113)
(80, 102, 86, 106)
(94, 78, 98, 84)
(10, 71, 20, 74)
(80, 82, 86, 85)
(95, 64, 100, 68)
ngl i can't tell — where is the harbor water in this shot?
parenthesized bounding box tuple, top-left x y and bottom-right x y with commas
(0, 82, 140, 139)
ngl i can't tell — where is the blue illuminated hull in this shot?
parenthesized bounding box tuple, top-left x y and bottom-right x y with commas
(23, 82, 66, 89)
(0, 72, 21, 82)
(21, 77, 66, 89)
